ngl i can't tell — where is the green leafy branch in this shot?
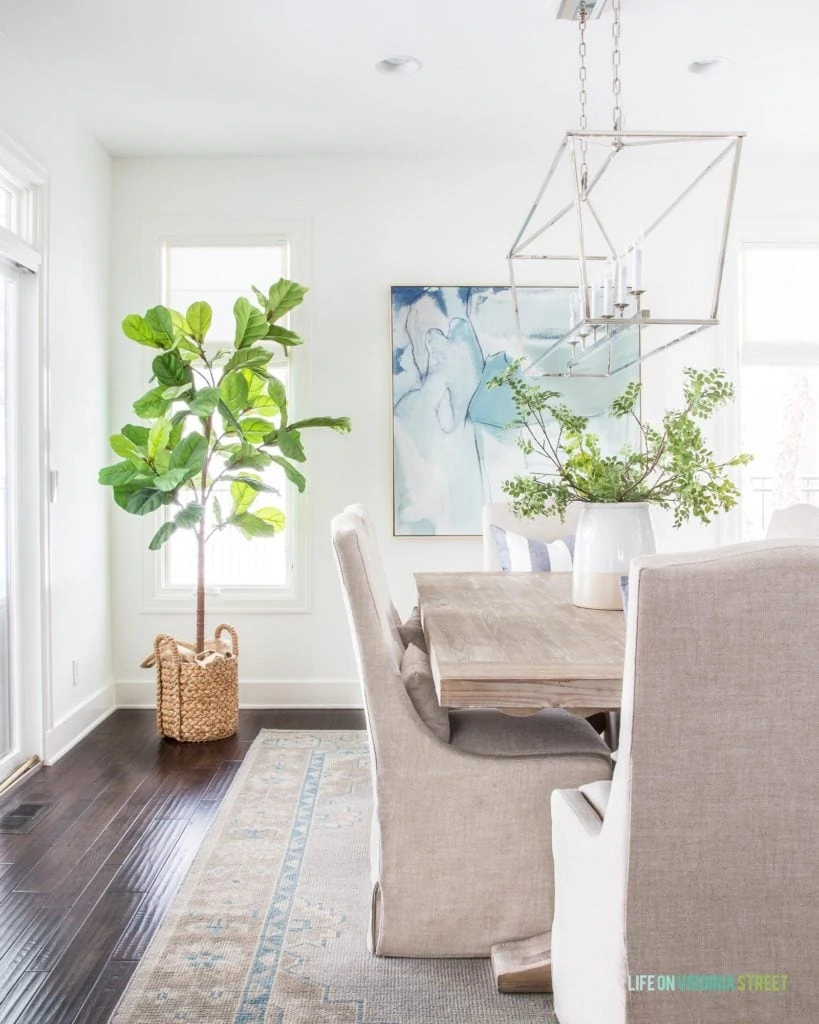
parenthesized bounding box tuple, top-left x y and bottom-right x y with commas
(487, 362, 752, 527)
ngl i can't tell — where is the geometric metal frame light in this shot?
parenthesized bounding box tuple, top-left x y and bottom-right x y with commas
(508, 128, 745, 378)
(507, 0, 745, 379)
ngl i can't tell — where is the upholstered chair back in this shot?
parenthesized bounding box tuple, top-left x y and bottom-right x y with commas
(482, 501, 581, 570)
(331, 511, 434, 754)
(611, 540, 819, 1023)
(766, 502, 819, 539)
(343, 503, 402, 632)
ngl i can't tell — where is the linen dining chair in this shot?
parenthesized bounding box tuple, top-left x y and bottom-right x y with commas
(482, 502, 581, 570)
(549, 539, 819, 1024)
(332, 509, 612, 958)
(766, 502, 819, 539)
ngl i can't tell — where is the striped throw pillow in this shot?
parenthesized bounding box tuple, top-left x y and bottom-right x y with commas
(490, 525, 574, 572)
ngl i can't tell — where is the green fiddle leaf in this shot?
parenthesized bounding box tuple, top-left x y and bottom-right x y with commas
(230, 480, 256, 516)
(154, 468, 189, 492)
(222, 475, 280, 495)
(288, 416, 351, 433)
(152, 351, 192, 388)
(224, 444, 272, 471)
(244, 371, 277, 415)
(233, 297, 269, 349)
(112, 482, 143, 510)
(175, 502, 204, 529)
(266, 279, 307, 323)
(125, 488, 165, 516)
(98, 461, 145, 487)
(267, 377, 287, 425)
(240, 416, 274, 444)
(122, 314, 161, 348)
(251, 285, 268, 310)
(255, 506, 286, 531)
(266, 325, 303, 348)
(133, 386, 171, 419)
(228, 510, 283, 538)
(148, 417, 172, 460)
(186, 301, 212, 341)
(121, 424, 150, 448)
(144, 306, 177, 348)
(168, 413, 187, 450)
(169, 432, 208, 477)
(161, 383, 193, 400)
(269, 454, 305, 492)
(213, 497, 223, 526)
(110, 434, 145, 465)
(149, 521, 177, 551)
(188, 387, 220, 418)
(219, 373, 249, 414)
(169, 309, 190, 336)
(224, 347, 273, 374)
(218, 398, 244, 435)
(275, 426, 306, 462)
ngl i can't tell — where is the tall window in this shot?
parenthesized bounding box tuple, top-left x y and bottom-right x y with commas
(160, 242, 292, 593)
(739, 244, 819, 537)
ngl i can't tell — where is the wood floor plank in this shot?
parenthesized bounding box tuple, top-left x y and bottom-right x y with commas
(5, 891, 144, 1024)
(28, 864, 121, 972)
(110, 804, 219, 962)
(1, 707, 365, 1024)
(70, 959, 138, 1024)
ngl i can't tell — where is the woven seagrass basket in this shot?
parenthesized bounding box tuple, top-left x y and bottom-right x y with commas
(154, 623, 239, 742)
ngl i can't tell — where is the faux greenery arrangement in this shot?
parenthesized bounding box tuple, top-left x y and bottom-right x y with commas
(99, 279, 350, 653)
(487, 363, 751, 527)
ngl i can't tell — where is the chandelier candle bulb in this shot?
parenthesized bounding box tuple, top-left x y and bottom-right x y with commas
(616, 259, 629, 305)
(629, 236, 643, 292)
(603, 261, 614, 316)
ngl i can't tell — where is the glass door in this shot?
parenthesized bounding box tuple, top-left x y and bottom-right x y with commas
(0, 262, 16, 771)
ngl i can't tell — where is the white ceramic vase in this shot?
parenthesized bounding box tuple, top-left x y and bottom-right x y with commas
(572, 502, 656, 610)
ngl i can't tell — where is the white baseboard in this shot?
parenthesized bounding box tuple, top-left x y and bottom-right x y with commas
(44, 685, 116, 765)
(115, 678, 363, 710)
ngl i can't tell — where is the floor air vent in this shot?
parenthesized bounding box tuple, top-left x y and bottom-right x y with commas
(0, 802, 53, 834)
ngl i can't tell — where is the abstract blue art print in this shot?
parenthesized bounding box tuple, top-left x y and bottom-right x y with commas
(391, 286, 639, 536)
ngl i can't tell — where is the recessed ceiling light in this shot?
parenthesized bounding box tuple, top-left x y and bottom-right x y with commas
(375, 55, 423, 76)
(688, 55, 734, 76)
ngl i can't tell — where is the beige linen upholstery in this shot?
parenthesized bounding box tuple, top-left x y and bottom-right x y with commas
(551, 540, 819, 1024)
(332, 509, 612, 957)
(766, 502, 819, 539)
(482, 502, 581, 570)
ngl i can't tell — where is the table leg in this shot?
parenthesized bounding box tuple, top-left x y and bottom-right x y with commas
(490, 932, 552, 993)
(603, 710, 621, 752)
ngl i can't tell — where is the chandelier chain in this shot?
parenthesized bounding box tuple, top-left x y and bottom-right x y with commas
(612, 0, 623, 132)
(577, 2, 589, 192)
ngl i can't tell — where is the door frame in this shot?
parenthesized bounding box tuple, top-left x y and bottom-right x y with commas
(0, 131, 50, 782)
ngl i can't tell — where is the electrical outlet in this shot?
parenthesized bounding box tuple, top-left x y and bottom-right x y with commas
(72, 658, 80, 687)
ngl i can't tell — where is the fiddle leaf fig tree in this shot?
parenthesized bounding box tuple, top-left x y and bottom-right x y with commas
(100, 280, 350, 653)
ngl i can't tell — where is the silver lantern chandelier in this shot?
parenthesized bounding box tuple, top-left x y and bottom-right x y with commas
(509, 0, 744, 378)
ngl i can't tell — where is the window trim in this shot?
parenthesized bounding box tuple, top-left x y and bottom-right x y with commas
(139, 222, 311, 614)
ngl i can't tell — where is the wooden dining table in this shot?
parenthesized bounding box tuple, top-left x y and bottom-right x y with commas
(414, 569, 627, 994)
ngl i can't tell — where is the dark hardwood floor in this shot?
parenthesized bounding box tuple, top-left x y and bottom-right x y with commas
(0, 708, 365, 1024)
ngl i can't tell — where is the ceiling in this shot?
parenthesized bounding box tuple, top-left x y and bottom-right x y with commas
(0, 0, 815, 158)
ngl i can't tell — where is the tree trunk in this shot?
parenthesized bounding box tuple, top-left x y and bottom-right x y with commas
(196, 417, 212, 654)
(195, 519, 206, 654)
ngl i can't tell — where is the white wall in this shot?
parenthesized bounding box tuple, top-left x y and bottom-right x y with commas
(109, 147, 802, 706)
(0, 29, 113, 760)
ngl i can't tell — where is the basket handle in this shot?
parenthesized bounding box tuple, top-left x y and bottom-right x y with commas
(154, 633, 181, 668)
(153, 634, 183, 738)
(215, 623, 239, 659)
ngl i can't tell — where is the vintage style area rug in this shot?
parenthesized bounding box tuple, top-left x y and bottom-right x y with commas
(111, 730, 556, 1023)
